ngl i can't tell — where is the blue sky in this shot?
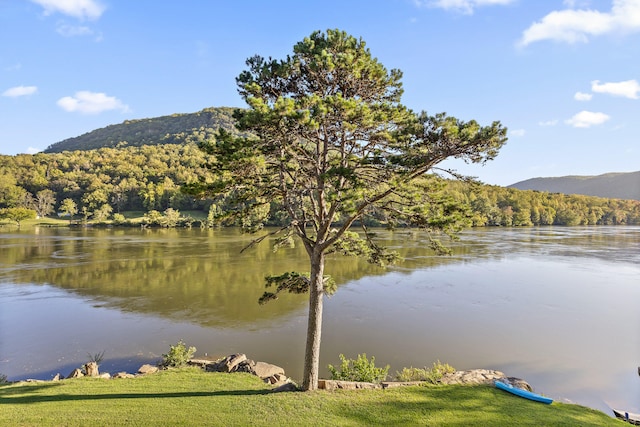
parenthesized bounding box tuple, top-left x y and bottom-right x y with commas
(1, 0, 639, 186)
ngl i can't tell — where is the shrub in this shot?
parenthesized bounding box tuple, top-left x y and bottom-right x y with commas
(395, 360, 455, 384)
(161, 340, 196, 368)
(87, 350, 106, 365)
(0, 373, 8, 384)
(112, 213, 126, 224)
(395, 367, 430, 382)
(328, 353, 389, 383)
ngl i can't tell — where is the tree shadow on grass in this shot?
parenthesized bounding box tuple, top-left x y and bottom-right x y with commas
(0, 382, 64, 398)
(330, 385, 614, 427)
(0, 382, 271, 405)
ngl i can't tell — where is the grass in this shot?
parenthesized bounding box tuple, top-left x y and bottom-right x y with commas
(0, 368, 618, 426)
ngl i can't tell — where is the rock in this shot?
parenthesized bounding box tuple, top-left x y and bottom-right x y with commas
(318, 379, 382, 391)
(98, 372, 111, 379)
(84, 361, 99, 377)
(51, 373, 61, 381)
(269, 373, 289, 385)
(252, 362, 285, 380)
(234, 359, 257, 374)
(113, 372, 135, 379)
(66, 368, 84, 379)
(381, 381, 424, 389)
(272, 382, 298, 392)
(439, 369, 531, 391)
(216, 354, 248, 373)
(188, 358, 220, 370)
(138, 364, 159, 375)
(502, 377, 533, 392)
(232, 359, 287, 382)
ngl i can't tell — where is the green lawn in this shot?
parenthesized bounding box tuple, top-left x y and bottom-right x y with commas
(0, 368, 618, 426)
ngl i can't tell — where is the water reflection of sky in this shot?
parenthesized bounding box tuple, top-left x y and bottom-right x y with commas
(323, 254, 640, 415)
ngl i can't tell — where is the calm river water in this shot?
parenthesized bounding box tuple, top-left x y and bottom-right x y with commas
(1, 226, 638, 415)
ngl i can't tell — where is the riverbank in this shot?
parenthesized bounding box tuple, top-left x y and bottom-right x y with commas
(0, 367, 619, 426)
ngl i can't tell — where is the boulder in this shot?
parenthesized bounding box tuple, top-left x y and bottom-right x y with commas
(272, 382, 298, 392)
(188, 358, 220, 371)
(51, 373, 62, 381)
(439, 369, 532, 391)
(502, 377, 533, 392)
(98, 372, 111, 379)
(268, 373, 289, 385)
(232, 359, 287, 382)
(216, 354, 248, 373)
(138, 364, 159, 375)
(66, 368, 84, 379)
(252, 362, 285, 380)
(234, 359, 257, 374)
(113, 372, 136, 379)
(84, 361, 99, 377)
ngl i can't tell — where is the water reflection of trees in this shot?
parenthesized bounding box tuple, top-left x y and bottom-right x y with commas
(1, 228, 438, 327)
(2, 226, 638, 327)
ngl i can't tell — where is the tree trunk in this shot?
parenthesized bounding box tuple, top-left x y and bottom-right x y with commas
(301, 248, 325, 391)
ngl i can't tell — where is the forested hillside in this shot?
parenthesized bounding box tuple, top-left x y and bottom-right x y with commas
(1, 144, 639, 227)
(509, 171, 640, 201)
(43, 107, 241, 153)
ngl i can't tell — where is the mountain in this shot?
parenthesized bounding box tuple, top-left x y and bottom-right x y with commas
(43, 107, 240, 153)
(509, 171, 640, 201)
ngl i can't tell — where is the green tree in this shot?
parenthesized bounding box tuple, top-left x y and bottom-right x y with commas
(0, 207, 37, 228)
(162, 207, 181, 227)
(59, 198, 78, 222)
(92, 203, 113, 222)
(187, 29, 507, 390)
(0, 171, 28, 208)
(33, 189, 56, 218)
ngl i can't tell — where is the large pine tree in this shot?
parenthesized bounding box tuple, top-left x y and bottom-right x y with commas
(189, 29, 507, 390)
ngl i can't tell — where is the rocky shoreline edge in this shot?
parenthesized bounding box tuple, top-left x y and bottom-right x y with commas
(9, 353, 532, 393)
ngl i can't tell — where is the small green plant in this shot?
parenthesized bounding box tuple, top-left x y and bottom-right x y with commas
(328, 353, 389, 383)
(0, 373, 8, 384)
(161, 340, 196, 368)
(395, 366, 429, 382)
(395, 360, 455, 384)
(87, 350, 106, 365)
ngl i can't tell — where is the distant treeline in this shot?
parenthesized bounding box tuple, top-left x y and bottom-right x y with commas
(1, 143, 639, 227)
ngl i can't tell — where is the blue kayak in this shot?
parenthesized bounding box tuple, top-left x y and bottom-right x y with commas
(495, 380, 553, 404)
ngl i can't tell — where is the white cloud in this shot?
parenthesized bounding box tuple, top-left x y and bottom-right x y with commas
(574, 91, 593, 101)
(55, 23, 103, 41)
(539, 119, 559, 126)
(56, 24, 93, 37)
(591, 79, 640, 99)
(510, 129, 526, 137)
(2, 85, 38, 97)
(57, 91, 130, 114)
(519, 0, 640, 46)
(27, 147, 43, 155)
(30, 0, 105, 20)
(415, 0, 514, 14)
(565, 110, 611, 127)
